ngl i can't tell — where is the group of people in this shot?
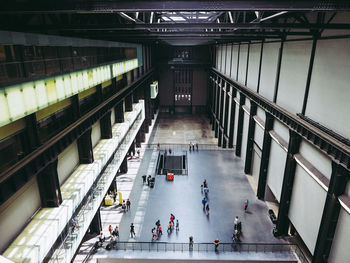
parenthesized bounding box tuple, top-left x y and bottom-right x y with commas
(201, 180, 210, 215)
(232, 216, 242, 243)
(189, 142, 199, 152)
(121, 199, 131, 212)
(152, 214, 179, 241)
(142, 174, 154, 186)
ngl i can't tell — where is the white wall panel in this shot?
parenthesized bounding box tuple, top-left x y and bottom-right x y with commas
(273, 119, 289, 143)
(91, 121, 101, 148)
(254, 125, 264, 149)
(0, 177, 41, 252)
(306, 38, 350, 139)
(110, 107, 115, 126)
(246, 43, 261, 92)
(256, 106, 266, 123)
(276, 40, 312, 114)
(266, 140, 287, 201)
(289, 164, 327, 254)
(328, 208, 350, 263)
(225, 44, 232, 75)
(299, 140, 332, 180)
(230, 45, 239, 80)
(252, 148, 262, 184)
(259, 42, 280, 101)
(241, 112, 249, 160)
(238, 44, 248, 84)
(57, 141, 79, 185)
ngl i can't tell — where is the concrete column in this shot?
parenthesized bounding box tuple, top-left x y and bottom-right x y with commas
(128, 141, 136, 156)
(89, 207, 102, 234)
(313, 162, 350, 263)
(120, 156, 128, 173)
(77, 128, 94, 164)
(24, 113, 40, 152)
(115, 102, 125, 123)
(257, 112, 274, 199)
(275, 130, 302, 236)
(125, 94, 133, 112)
(235, 94, 246, 157)
(244, 101, 257, 174)
(228, 89, 237, 148)
(70, 94, 80, 121)
(100, 110, 112, 139)
(37, 158, 62, 207)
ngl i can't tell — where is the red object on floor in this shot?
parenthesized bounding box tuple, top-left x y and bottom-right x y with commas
(167, 173, 174, 181)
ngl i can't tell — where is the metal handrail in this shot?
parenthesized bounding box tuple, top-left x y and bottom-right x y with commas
(95, 241, 309, 262)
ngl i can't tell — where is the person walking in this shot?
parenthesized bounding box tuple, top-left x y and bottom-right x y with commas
(167, 221, 172, 233)
(130, 223, 135, 238)
(203, 179, 208, 188)
(147, 175, 151, 186)
(176, 219, 179, 231)
(214, 238, 220, 251)
(113, 225, 119, 239)
(122, 200, 126, 212)
(244, 199, 249, 211)
(200, 184, 203, 193)
(142, 174, 147, 184)
(108, 225, 113, 235)
(204, 186, 209, 198)
(189, 142, 192, 152)
(126, 199, 131, 211)
(205, 203, 210, 215)
(196, 143, 198, 151)
(189, 236, 194, 250)
(152, 227, 157, 241)
(158, 224, 162, 236)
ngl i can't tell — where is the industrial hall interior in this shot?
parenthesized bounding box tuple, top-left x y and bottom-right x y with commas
(1, 1, 350, 263)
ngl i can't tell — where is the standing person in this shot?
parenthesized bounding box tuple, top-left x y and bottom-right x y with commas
(167, 221, 172, 233)
(234, 216, 239, 229)
(196, 143, 198, 151)
(200, 184, 203, 193)
(147, 175, 151, 186)
(130, 223, 135, 238)
(189, 142, 192, 152)
(152, 227, 157, 241)
(192, 143, 195, 151)
(122, 200, 126, 212)
(214, 238, 220, 251)
(158, 224, 162, 236)
(205, 203, 210, 215)
(204, 186, 209, 198)
(156, 219, 160, 227)
(170, 214, 174, 223)
(108, 225, 113, 235)
(176, 219, 179, 231)
(126, 199, 131, 211)
(203, 180, 207, 188)
(189, 236, 194, 250)
(169, 148, 172, 155)
(137, 149, 140, 158)
(202, 197, 207, 209)
(244, 199, 249, 211)
(113, 226, 119, 239)
(142, 174, 147, 184)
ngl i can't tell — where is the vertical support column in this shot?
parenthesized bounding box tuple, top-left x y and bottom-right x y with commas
(218, 128, 223, 147)
(136, 130, 142, 147)
(120, 156, 128, 173)
(70, 94, 80, 121)
(37, 158, 62, 207)
(228, 89, 237, 148)
(129, 140, 136, 156)
(244, 101, 257, 174)
(235, 94, 246, 157)
(77, 128, 94, 164)
(245, 42, 250, 86)
(125, 94, 133, 112)
(24, 113, 40, 152)
(96, 84, 103, 103)
(140, 121, 146, 142)
(273, 38, 284, 103)
(100, 110, 112, 139)
(275, 130, 302, 236)
(212, 79, 218, 131)
(89, 207, 102, 234)
(223, 85, 230, 138)
(256, 40, 264, 93)
(313, 162, 350, 263)
(257, 112, 274, 199)
(115, 102, 125, 123)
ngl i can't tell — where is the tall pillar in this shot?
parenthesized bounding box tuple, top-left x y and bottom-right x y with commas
(120, 156, 128, 173)
(24, 113, 40, 152)
(218, 128, 223, 147)
(228, 89, 237, 148)
(257, 112, 274, 199)
(313, 162, 350, 263)
(70, 94, 80, 121)
(100, 110, 112, 139)
(223, 86, 230, 140)
(89, 207, 102, 234)
(275, 130, 302, 236)
(37, 158, 62, 207)
(244, 101, 257, 174)
(129, 141, 136, 156)
(115, 102, 125, 123)
(77, 128, 94, 164)
(125, 94, 133, 112)
(235, 94, 246, 157)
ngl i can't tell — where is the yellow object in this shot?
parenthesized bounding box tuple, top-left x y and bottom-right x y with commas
(118, 192, 123, 205)
(104, 197, 113, 206)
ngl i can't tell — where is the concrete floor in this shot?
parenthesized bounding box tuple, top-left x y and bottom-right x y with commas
(149, 113, 217, 144)
(74, 113, 296, 263)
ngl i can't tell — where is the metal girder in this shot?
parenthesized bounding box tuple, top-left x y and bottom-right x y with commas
(7, 22, 350, 31)
(211, 68, 350, 171)
(1, 1, 350, 13)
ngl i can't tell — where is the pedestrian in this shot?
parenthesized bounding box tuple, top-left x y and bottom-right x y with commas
(204, 187, 209, 198)
(158, 224, 162, 236)
(108, 225, 113, 235)
(203, 179, 207, 188)
(189, 142, 192, 152)
(147, 175, 151, 186)
(157, 143, 160, 149)
(126, 199, 131, 211)
(189, 236, 194, 250)
(196, 143, 198, 151)
(113, 225, 119, 239)
(176, 219, 179, 231)
(171, 213, 175, 221)
(192, 143, 195, 151)
(122, 200, 126, 212)
(156, 219, 160, 227)
(167, 221, 172, 233)
(152, 227, 157, 240)
(130, 223, 135, 238)
(234, 216, 239, 229)
(170, 214, 174, 222)
(214, 238, 220, 251)
(169, 148, 172, 155)
(137, 149, 140, 158)
(200, 184, 203, 193)
(205, 203, 210, 215)
(142, 174, 146, 184)
(98, 231, 105, 244)
(202, 197, 207, 209)
(244, 199, 249, 211)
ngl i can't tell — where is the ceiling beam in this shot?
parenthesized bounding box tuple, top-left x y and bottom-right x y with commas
(1, 1, 350, 14)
